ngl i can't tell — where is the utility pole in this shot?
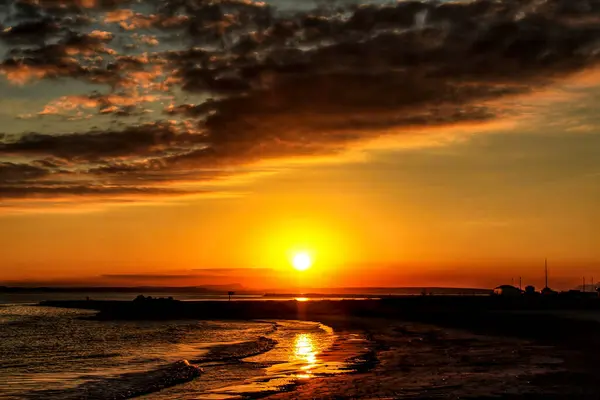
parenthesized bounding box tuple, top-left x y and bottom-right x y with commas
(583, 276, 586, 292)
(519, 276, 522, 291)
(545, 258, 548, 288)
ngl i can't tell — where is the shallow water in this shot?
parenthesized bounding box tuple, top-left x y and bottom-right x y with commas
(0, 304, 371, 399)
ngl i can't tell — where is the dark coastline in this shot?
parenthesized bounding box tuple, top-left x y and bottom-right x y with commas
(38, 295, 600, 343)
(38, 294, 600, 316)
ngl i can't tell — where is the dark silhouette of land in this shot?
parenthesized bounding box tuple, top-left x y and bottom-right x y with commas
(39, 292, 600, 319)
(39, 294, 600, 344)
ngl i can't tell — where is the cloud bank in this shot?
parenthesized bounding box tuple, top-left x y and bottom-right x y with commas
(2, 0, 600, 208)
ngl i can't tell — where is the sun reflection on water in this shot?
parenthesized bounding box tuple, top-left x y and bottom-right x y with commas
(294, 334, 318, 379)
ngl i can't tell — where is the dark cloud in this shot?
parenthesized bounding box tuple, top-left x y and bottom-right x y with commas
(191, 268, 273, 274)
(2, 0, 600, 207)
(101, 270, 273, 283)
(101, 274, 205, 280)
(0, 184, 189, 199)
(17, 0, 134, 10)
(165, 102, 215, 117)
(31, 158, 71, 169)
(3, 29, 115, 67)
(0, 18, 63, 45)
(0, 122, 204, 161)
(0, 162, 50, 182)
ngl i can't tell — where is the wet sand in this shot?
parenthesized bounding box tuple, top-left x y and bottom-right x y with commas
(269, 313, 600, 399)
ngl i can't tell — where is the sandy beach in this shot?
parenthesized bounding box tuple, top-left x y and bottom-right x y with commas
(269, 310, 600, 400)
(265, 319, 560, 399)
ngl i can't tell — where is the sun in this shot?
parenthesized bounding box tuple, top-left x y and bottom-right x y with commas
(292, 252, 312, 271)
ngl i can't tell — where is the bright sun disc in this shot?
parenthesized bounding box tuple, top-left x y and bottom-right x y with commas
(292, 252, 312, 271)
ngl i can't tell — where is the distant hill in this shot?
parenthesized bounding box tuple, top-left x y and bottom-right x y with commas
(0, 284, 244, 293)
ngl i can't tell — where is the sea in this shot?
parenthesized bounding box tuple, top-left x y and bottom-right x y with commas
(0, 294, 372, 400)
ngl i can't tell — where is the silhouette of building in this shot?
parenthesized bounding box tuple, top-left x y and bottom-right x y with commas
(524, 285, 537, 295)
(540, 287, 558, 296)
(493, 285, 521, 296)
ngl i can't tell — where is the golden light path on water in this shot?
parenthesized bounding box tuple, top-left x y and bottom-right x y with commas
(294, 334, 318, 379)
(196, 320, 366, 399)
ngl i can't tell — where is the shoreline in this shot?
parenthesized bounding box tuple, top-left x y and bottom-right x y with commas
(135, 318, 375, 400)
(267, 314, 600, 400)
(37, 298, 600, 399)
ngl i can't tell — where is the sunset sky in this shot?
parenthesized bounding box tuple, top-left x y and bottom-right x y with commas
(0, 0, 599, 290)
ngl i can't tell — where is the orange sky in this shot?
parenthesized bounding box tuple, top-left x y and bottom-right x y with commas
(1, 114, 599, 290)
(1, 0, 599, 291)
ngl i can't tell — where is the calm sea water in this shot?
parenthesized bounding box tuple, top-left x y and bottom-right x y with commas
(0, 300, 370, 399)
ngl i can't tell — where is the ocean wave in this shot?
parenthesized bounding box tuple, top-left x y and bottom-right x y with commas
(195, 336, 278, 363)
(21, 360, 203, 400)
(272, 320, 331, 333)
